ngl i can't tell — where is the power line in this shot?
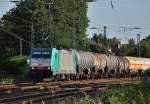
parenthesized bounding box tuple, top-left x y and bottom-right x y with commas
(89, 20, 145, 32)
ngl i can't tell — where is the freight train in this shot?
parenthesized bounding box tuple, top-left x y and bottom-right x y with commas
(28, 48, 150, 81)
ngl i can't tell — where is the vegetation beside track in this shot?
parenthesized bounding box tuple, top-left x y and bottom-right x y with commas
(0, 56, 29, 84)
(58, 81, 150, 104)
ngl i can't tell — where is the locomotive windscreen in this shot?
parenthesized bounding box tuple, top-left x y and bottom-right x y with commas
(29, 48, 51, 69)
(42, 52, 51, 58)
(32, 50, 51, 58)
(32, 52, 42, 58)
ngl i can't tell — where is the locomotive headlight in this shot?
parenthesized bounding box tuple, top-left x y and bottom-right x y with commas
(32, 67, 35, 69)
(27, 59, 30, 64)
(48, 67, 50, 69)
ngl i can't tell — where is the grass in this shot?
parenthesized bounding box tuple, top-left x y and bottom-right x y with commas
(58, 81, 150, 104)
(0, 78, 14, 84)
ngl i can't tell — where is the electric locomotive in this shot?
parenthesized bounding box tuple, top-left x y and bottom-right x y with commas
(28, 48, 52, 81)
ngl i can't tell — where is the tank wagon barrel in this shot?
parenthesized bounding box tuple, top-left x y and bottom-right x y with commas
(92, 53, 108, 72)
(107, 55, 119, 73)
(76, 51, 95, 73)
(141, 58, 150, 71)
(125, 56, 150, 72)
(117, 57, 129, 72)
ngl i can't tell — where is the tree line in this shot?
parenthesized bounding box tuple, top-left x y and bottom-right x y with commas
(0, 0, 88, 58)
(90, 33, 150, 58)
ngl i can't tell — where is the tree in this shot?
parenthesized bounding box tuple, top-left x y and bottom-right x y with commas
(93, 33, 98, 43)
(97, 33, 104, 44)
(1, 0, 50, 55)
(140, 35, 150, 58)
(0, 0, 89, 57)
(120, 44, 128, 56)
(127, 38, 136, 56)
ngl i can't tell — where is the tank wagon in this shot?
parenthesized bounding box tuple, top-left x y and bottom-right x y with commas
(50, 48, 150, 80)
(91, 53, 109, 78)
(75, 51, 95, 79)
(125, 56, 150, 77)
(76, 51, 94, 73)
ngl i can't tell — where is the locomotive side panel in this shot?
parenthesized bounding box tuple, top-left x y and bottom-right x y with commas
(54, 50, 76, 74)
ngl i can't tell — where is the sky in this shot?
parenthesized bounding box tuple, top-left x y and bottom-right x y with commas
(0, 0, 150, 43)
(0, 1, 15, 17)
(87, 0, 150, 43)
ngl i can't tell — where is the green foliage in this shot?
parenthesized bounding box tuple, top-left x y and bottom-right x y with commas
(1, 0, 50, 55)
(91, 33, 150, 58)
(107, 95, 122, 104)
(0, 0, 89, 57)
(93, 33, 106, 44)
(120, 36, 150, 57)
(140, 35, 150, 58)
(82, 95, 98, 104)
(127, 38, 136, 56)
(92, 34, 98, 43)
(91, 33, 121, 54)
(0, 56, 29, 82)
(51, 0, 88, 50)
(102, 83, 150, 104)
(124, 36, 150, 57)
(120, 44, 128, 55)
(58, 82, 150, 104)
(0, 29, 17, 58)
(59, 95, 99, 104)
(0, 77, 14, 84)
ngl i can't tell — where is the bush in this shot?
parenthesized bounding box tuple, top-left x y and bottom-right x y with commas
(0, 56, 29, 83)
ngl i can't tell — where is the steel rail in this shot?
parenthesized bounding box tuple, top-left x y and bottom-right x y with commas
(0, 79, 140, 104)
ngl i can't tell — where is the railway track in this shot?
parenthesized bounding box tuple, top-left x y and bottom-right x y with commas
(0, 78, 141, 104)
